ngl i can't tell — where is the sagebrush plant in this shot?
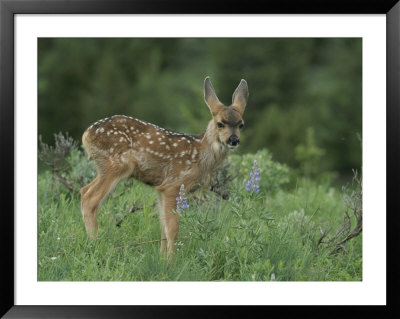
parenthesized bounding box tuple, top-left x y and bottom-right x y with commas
(66, 148, 96, 188)
(38, 134, 362, 281)
(39, 132, 96, 196)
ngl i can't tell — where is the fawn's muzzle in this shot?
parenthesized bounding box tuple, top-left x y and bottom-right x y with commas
(227, 135, 240, 147)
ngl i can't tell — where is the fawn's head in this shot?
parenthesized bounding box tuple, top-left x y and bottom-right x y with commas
(204, 77, 248, 150)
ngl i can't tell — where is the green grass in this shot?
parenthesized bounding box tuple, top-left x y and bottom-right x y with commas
(38, 168, 362, 281)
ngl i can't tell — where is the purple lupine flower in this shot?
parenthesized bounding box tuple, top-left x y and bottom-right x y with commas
(176, 184, 189, 214)
(246, 160, 261, 193)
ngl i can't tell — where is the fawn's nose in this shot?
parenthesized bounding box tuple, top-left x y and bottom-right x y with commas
(228, 135, 240, 147)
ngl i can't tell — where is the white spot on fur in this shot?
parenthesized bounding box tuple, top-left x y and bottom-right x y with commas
(149, 140, 154, 144)
(110, 147, 114, 153)
(173, 143, 178, 147)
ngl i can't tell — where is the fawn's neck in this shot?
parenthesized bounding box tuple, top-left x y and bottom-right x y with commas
(198, 120, 229, 173)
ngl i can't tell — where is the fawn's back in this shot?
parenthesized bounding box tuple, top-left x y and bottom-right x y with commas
(82, 115, 204, 188)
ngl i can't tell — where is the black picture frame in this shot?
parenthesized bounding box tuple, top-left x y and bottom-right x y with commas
(1, 0, 398, 317)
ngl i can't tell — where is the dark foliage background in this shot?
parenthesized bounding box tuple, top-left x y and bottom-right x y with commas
(38, 38, 362, 177)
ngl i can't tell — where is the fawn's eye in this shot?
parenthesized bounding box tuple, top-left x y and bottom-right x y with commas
(217, 122, 224, 128)
(239, 123, 244, 129)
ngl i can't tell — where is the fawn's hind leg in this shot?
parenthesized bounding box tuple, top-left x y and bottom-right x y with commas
(80, 178, 98, 198)
(80, 168, 129, 238)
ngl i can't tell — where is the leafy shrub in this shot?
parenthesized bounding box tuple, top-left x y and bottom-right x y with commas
(228, 149, 290, 193)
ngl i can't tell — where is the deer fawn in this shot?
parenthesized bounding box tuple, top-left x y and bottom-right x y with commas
(80, 77, 248, 260)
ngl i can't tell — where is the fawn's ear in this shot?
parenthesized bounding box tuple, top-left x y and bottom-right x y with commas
(204, 76, 224, 116)
(231, 79, 248, 115)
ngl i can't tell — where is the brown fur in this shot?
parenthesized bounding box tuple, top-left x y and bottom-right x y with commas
(80, 77, 248, 261)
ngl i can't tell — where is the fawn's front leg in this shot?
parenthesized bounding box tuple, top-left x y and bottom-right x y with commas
(157, 192, 167, 253)
(159, 189, 179, 261)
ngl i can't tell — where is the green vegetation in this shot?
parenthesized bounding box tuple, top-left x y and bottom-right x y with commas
(38, 38, 362, 281)
(38, 138, 362, 281)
